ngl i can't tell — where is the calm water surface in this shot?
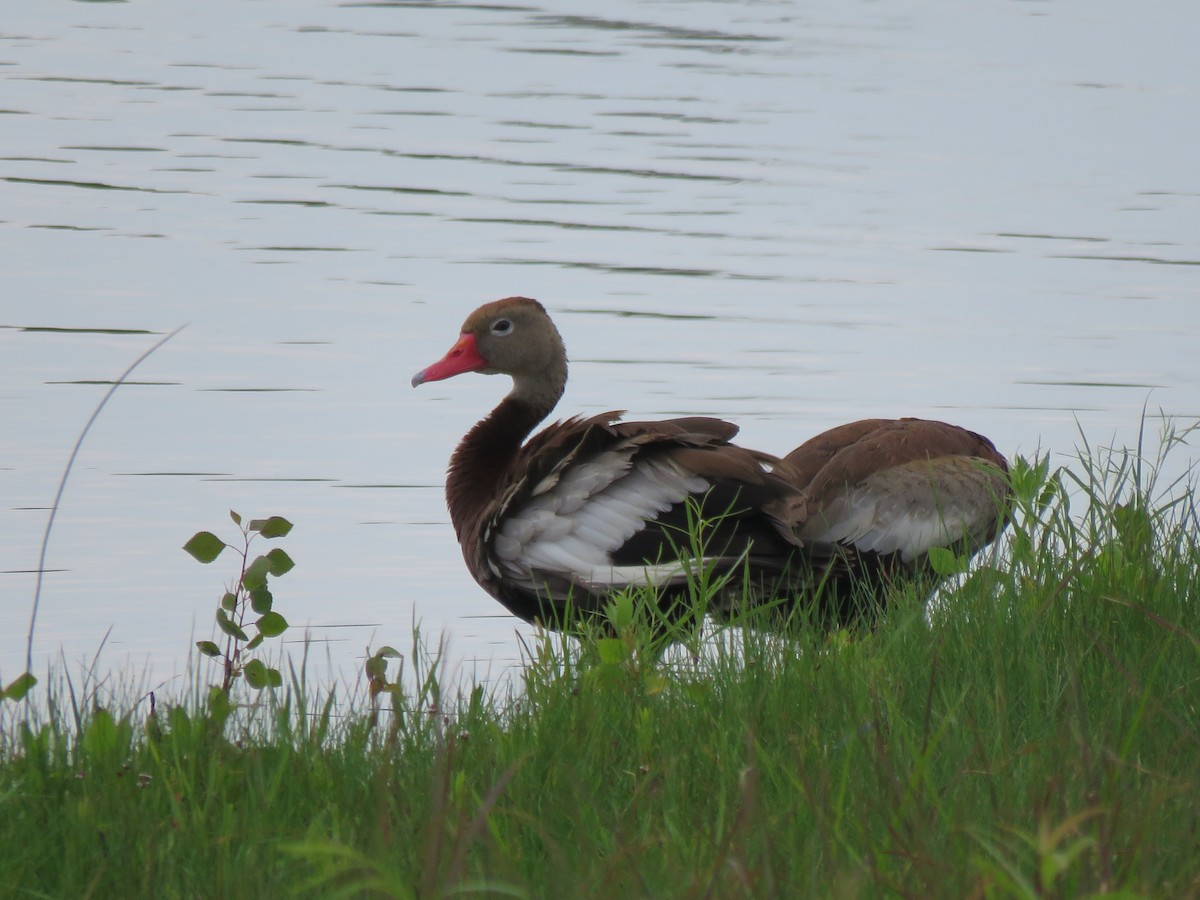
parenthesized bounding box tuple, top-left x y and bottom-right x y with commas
(3, 1, 1198, 692)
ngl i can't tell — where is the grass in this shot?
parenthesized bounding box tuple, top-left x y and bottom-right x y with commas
(2, 431, 1199, 898)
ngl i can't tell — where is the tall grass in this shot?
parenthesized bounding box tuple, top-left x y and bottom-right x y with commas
(2, 428, 1198, 898)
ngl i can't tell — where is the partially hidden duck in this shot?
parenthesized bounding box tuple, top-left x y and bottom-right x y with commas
(412, 297, 1010, 632)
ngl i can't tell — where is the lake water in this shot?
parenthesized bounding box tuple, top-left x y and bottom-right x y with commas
(3, 1, 1198, 696)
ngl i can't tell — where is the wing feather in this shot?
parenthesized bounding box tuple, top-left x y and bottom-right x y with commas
(484, 415, 800, 601)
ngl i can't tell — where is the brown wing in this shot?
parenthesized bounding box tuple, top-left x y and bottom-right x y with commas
(784, 418, 1010, 562)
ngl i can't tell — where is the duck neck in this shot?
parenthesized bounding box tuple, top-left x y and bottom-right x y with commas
(445, 372, 563, 542)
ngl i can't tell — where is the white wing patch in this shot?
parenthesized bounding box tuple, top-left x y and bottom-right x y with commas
(799, 457, 1005, 561)
(491, 449, 708, 592)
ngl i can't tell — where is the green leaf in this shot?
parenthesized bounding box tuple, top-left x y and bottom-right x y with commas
(220, 592, 238, 612)
(243, 659, 269, 689)
(596, 637, 628, 666)
(256, 611, 288, 638)
(367, 649, 401, 685)
(249, 516, 293, 539)
(927, 546, 969, 576)
(606, 592, 635, 632)
(644, 674, 669, 697)
(195, 640, 222, 658)
(229, 509, 242, 526)
(183, 531, 226, 564)
(207, 686, 232, 722)
(81, 708, 121, 760)
(249, 587, 273, 614)
(242, 556, 270, 591)
(265, 547, 295, 576)
(216, 608, 249, 642)
(245, 633, 264, 651)
(1, 672, 37, 701)
(243, 661, 283, 690)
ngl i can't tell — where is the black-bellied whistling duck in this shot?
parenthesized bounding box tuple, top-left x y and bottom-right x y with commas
(412, 297, 1010, 633)
(783, 418, 1009, 622)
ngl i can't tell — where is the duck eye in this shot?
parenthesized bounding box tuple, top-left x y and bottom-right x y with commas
(491, 318, 513, 336)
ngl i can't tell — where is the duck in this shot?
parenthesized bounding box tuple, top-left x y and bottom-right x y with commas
(412, 296, 1010, 633)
